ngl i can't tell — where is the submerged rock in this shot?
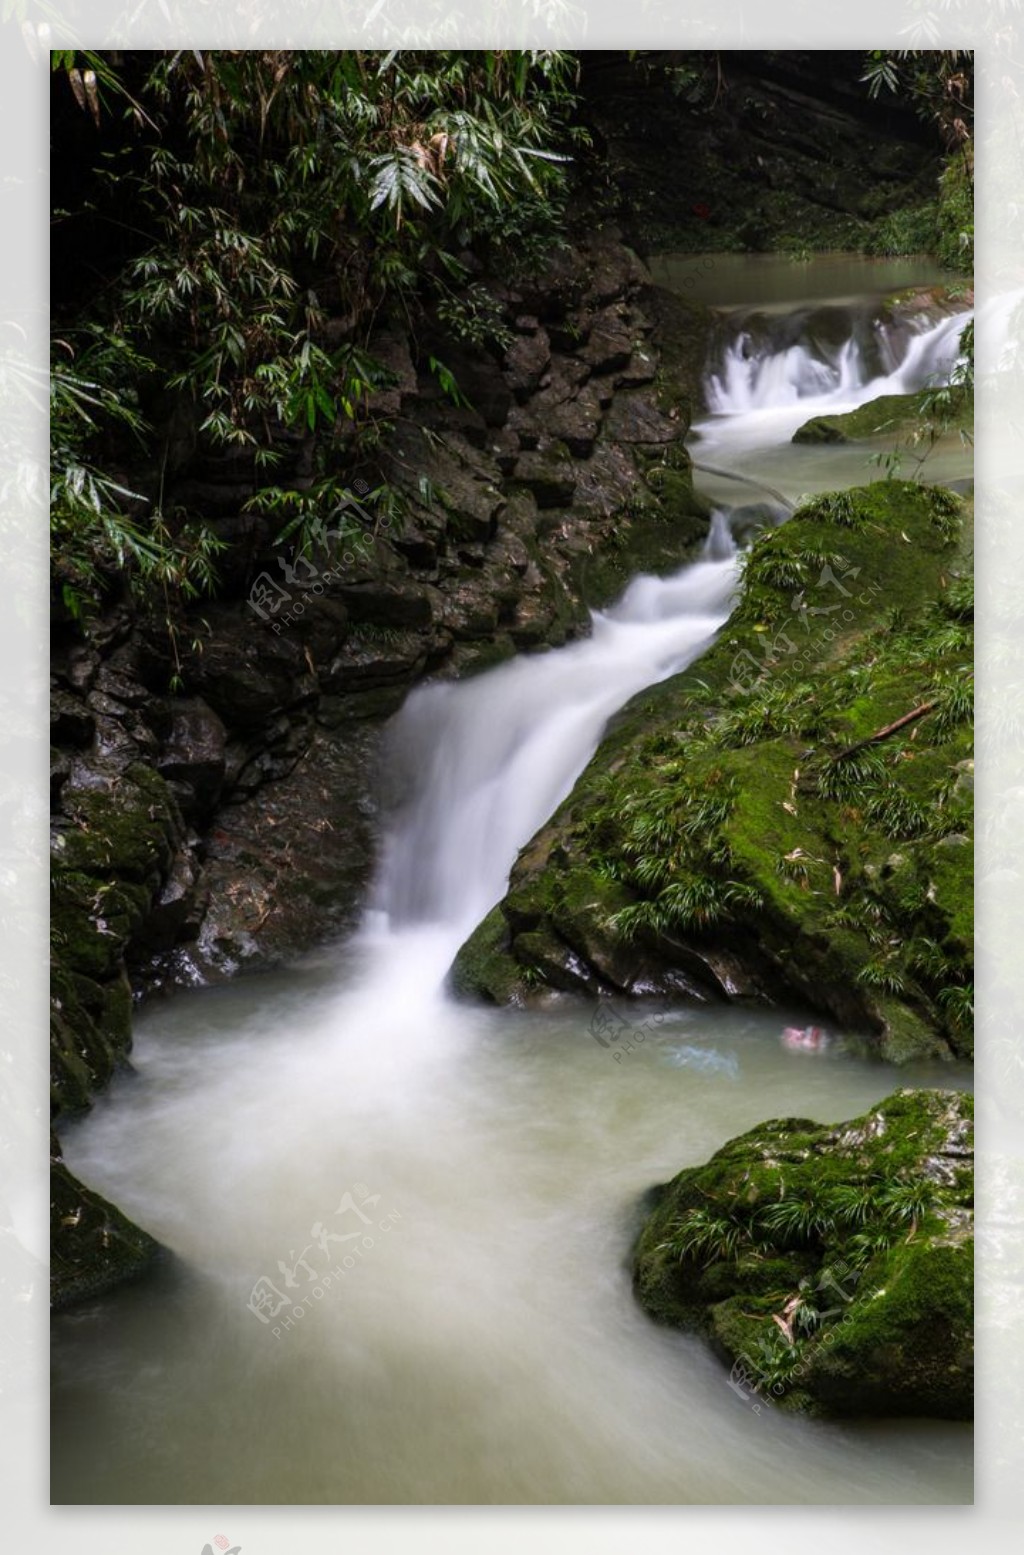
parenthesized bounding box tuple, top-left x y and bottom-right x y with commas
(632, 1088, 973, 1420)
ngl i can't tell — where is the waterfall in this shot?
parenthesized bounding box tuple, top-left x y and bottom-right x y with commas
(371, 513, 739, 976)
(705, 307, 971, 417)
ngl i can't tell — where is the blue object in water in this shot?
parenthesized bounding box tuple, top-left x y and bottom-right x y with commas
(664, 1044, 740, 1077)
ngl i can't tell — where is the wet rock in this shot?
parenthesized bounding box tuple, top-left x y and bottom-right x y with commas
(51, 747, 71, 807)
(321, 628, 429, 690)
(316, 686, 408, 725)
(51, 690, 95, 748)
(331, 580, 435, 630)
(440, 580, 501, 641)
(545, 384, 604, 458)
(363, 329, 417, 419)
(513, 246, 586, 321)
(512, 929, 596, 993)
(421, 340, 512, 428)
(602, 390, 679, 445)
(392, 526, 441, 570)
(505, 328, 552, 398)
(727, 501, 789, 545)
(535, 355, 591, 406)
(51, 1140, 165, 1311)
(513, 447, 577, 508)
(509, 592, 562, 648)
(179, 724, 382, 982)
(66, 645, 100, 694)
(583, 235, 648, 307)
(156, 698, 228, 816)
(135, 848, 208, 954)
(580, 309, 635, 374)
(615, 348, 658, 388)
(184, 612, 307, 730)
(82, 606, 133, 653)
(93, 665, 152, 707)
(87, 690, 129, 720)
(486, 425, 521, 478)
(792, 387, 970, 446)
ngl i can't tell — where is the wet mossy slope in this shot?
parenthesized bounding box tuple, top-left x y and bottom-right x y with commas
(451, 480, 973, 1063)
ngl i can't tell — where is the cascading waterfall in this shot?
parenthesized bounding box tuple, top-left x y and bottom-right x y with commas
(705, 306, 970, 418)
(371, 512, 739, 982)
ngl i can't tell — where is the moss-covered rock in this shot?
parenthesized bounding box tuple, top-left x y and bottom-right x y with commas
(451, 481, 973, 1061)
(633, 1088, 973, 1419)
(50, 1134, 165, 1311)
(793, 388, 974, 446)
(50, 763, 189, 1114)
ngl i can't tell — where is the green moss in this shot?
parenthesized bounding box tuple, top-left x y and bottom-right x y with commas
(804, 1239, 973, 1417)
(51, 765, 186, 1118)
(448, 905, 532, 1005)
(633, 1089, 973, 1419)
(59, 765, 179, 885)
(792, 390, 969, 446)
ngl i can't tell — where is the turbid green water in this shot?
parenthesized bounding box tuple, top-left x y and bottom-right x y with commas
(649, 252, 959, 310)
(53, 955, 972, 1505)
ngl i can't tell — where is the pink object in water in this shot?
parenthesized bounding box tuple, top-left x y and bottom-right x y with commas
(782, 1025, 827, 1051)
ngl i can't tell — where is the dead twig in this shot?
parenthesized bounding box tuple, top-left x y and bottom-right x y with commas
(833, 700, 937, 761)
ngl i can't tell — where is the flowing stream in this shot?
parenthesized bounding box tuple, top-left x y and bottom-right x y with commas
(52, 257, 974, 1506)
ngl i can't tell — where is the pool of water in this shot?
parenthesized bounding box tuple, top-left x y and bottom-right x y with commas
(52, 952, 973, 1505)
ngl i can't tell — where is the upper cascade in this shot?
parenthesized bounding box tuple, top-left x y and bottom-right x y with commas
(705, 305, 970, 416)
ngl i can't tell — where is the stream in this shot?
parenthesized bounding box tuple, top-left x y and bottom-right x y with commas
(51, 256, 975, 1506)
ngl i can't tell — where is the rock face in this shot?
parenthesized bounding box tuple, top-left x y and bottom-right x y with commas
(632, 1088, 973, 1421)
(49, 229, 713, 1018)
(582, 51, 942, 257)
(451, 481, 973, 1063)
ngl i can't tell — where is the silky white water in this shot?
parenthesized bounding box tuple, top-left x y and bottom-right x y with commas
(704, 309, 967, 430)
(374, 510, 738, 952)
(52, 259, 974, 1506)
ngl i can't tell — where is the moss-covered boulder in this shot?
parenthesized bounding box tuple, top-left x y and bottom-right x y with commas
(633, 1088, 973, 1420)
(50, 763, 188, 1115)
(451, 481, 973, 1061)
(50, 1134, 164, 1310)
(792, 387, 973, 445)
